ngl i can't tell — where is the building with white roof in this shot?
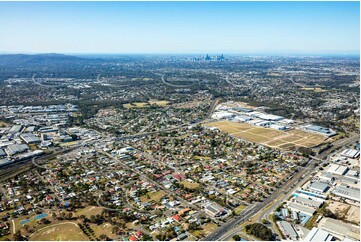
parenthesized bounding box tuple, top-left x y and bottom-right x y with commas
(340, 149, 360, 159)
(319, 218, 360, 241)
(327, 164, 349, 176)
(304, 227, 334, 241)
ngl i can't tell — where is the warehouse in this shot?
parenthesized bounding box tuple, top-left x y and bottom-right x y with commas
(303, 124, 337, 137)
(9, 125, 22, 134)
(20, 133, 41, 144)
(232, 107, 252, 113)
(304, 228, 334, 241)
(277, 221, 298, 240)
(308, 181, 330, 194)
(256, 113, 284, 121)
(318, 172, 334, 183)
(340, 148, 360, 159)
(5, 144, 29, 156)
(288, 202, 316, 216)
(319, 218, 360, 241)
(331, 184, 360, 202)
(233, 115, 252, 122)
(327, 164, 348, 176)
(211, 111, 235, 120)
(0, 149, 6, 157)
(294, 196, 323, 209)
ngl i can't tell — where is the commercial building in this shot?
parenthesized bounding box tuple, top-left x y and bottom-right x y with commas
(304, 228, 334, 241)
(204, 202, 226, 217)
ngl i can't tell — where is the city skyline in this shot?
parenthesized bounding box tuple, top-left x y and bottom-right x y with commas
(0, 1, 360, 54)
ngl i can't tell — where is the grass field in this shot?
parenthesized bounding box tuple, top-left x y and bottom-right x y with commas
(204, 121, 326, 150)
(140, 190, 166, 202)
(75, 206, 103, 218)
(180, 180, 200, 189)
(91, 223, 116, 240)
(30, 223, 88, 241)
(201, 223, 218, 235)
(234, 204, 247, 215)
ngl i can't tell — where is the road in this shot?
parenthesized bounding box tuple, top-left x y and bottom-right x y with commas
(160, 74, 197, 88)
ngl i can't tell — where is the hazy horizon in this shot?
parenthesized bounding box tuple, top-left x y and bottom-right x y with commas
(0, 1, 359, 54)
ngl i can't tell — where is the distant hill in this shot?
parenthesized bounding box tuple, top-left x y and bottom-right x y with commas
(0, 53, 95, 67)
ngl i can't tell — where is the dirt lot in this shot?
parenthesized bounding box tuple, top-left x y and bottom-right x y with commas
(327, 201, 360, 225)
(204, 121, 326, 150)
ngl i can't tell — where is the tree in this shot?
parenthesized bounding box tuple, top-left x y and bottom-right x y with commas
(13, 231, 24, 241)
(232, 234, 241, 241)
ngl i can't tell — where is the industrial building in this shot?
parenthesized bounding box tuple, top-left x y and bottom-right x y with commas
(340, 148, 360, 159)
(277, 221, 298, 240)
(327, 164, 349, 176)
(331, 184, 360, 202)
(319, 218, 360, 241)
(294, 196, 323, 209)
(318, 172, 334, 183)
(288, 202, 316, 216)
(304, 228, 334, 241)
(20, 133, 41, 144)
(5, 144, 29, 156)
(308, 181, 330, 194)
(302, 124, 337, 137)
(8, 125, 22, 134)
(211, 111, 235, 120)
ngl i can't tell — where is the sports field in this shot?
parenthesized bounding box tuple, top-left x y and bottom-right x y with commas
(204, 121, 326, 150)
(30, 223, 88, 241)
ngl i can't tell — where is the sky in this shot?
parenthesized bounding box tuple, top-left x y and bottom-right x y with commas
(0, 1, 359, 54)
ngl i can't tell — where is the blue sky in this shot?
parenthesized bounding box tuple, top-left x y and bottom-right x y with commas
(0, 1, 359, 54)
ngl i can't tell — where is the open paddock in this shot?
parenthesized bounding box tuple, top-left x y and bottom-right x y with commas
(204, 121, 326, 150)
